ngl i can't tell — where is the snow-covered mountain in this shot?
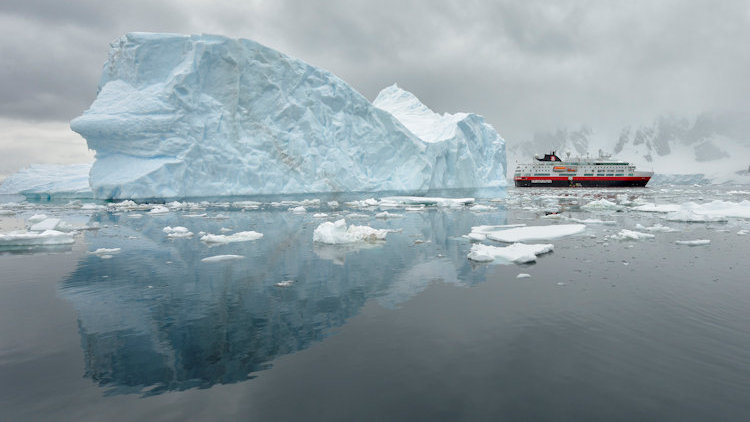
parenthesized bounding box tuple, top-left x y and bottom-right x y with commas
(507, 112, 750, 184)
(68, 33, 505, 199)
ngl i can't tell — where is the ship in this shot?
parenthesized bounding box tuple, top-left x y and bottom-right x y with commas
(513, 151, 653, 187)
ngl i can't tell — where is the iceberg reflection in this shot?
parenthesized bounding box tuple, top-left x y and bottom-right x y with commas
(59, 203, 504, 395)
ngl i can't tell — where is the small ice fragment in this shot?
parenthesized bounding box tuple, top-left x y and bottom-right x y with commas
(327, 201, 339, 208)
(313, 219, 392, 244)
(219, 227, 232, 232)
(28, 214, 48, 223)
(201, 254, 244, 263)
(610, 229, 655, 240)
(163, 226, 194, 238)
(148, 205, 169, 215)
(90, 248, 121, 255)
(201, 231, 263, 244)
(516, 273, 531, 279)
(275, 280, 295, 287)
(675, 239, 711, 246)
(467, 243, 554, 264)
(313, 213, 328, 218)
(375, 211, 403, 219)
(29, 218, 61, 231)
(738, 229, 748, 235)
(289, 206, 306, 213)
(581, 199, 622, 211)
(0, 230, 75, 246)
(469, 204, 493, 212)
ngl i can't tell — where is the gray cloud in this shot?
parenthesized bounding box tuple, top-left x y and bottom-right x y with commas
(1, 0, 749, 176)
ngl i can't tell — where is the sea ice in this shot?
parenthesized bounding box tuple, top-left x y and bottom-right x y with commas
(69, 33, 506, 199)
(610, 229, 655, 240)
(635, 223, 680, 232)
(163, 226, 193, 238)
(29, 218, 62, 231)
(467, 243, 554, 264)
(516, 273, 531, 278)
(201, 254, 244, 263)
(484, 224, 586, 243)
(313, 219, 392, 244)
(0, 230, 75, 246)
(581, 199, 622, 211)
(275, 280, 295, 287)
(148, 206, 169, 215)
(380, 196, 474, 208)
(200, 231, 263, 244)
(675, 239, 711, 246)
(375, 211, 403, 219)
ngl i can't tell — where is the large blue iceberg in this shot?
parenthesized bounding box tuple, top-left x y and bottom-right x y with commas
(70, 33, 506, 199)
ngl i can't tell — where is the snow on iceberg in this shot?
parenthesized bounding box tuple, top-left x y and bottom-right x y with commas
(70, 33, 506, 199)
(484, 224, 586, 243)
(313, 219, 393, 244)
(467, 243, 554, 264)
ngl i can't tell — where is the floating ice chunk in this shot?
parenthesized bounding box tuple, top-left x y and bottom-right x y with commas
(0, 209, 16, 216)
(375, 211, 403, 219)
(201, 254, 244, 263)
(183, 213, 207, 218)
(568, 217, 616, 225)
(381, 196, 474, 208)
(516, 273, 531, 278)
(469, 204, 494, 212)
(635, 223, 680, 232)
(665, 210, 727, 222)
(148, 205, 169, 215)
(467, 243, 554, 264)
(313, 219, 393, 244)
(232, 200, 262, 210)
(485, 224, 585, 243)
(90, 248, 121, 256)
(29, 218, 62, 231)
(28, 214, 48, 224)
(275, 280, 295, 287)
(163, 226, 193, 238)
(289, 206, 306, 213)
(201, 231, 263, 244)
(686, 200, 750, 219)
(738, 229, 748, 235)
(327, 201, 339, 208)
(632, 203, 682, 213)
(346, 213, 370, 219)
(675, 239, 710, 246)
(465, 224, 527, 241)
(405, 206, 425, 212)
(313, 213, 328, 218)
(581, 199, 622, 211)
(610, 229, 655, 240)
(81, 203, 107, 211)
(0, 230, 75, 246)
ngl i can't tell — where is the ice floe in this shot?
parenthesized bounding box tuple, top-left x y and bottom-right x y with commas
(375, 211, 403, 219)
(516, 273, 531, 278)
(610, 229, 655, 240)
(148, 205, 170, 215)
(675, 239, 711, 246)
(665, 210, 727, 223)
(201, 254, 244, 263)
(467, 243, 554, 264)
(163, 226, 194, 238)
(465, 224, 527, 241)
(275, 280, 295, 287)
(484, 224, 586, 243)
(635, 223, 680, 232)
(313, 219, 393, 244)
(289, 206, 306, 213)
(581, 199, 622, 211)
(200, 231, 263, 244)
(0, 230, 75, 246)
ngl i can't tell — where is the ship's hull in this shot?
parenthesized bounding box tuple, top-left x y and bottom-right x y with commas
(514, 176, 651, 187)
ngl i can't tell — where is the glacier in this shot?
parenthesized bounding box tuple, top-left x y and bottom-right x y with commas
(67, 32, 506, 199)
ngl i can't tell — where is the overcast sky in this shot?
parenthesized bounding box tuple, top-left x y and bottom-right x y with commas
(1, 0, 749, 177)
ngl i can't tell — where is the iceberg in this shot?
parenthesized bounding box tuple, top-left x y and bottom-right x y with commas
(0, 164, 92, 197)
(69, 32, 506, 199)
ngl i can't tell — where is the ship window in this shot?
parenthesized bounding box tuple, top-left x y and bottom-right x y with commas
(615, 173, 624, 176)
(534, 173, 550, 176)
(584, 173, 593, 176)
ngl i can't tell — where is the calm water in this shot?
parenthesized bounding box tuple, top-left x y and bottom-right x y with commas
(2, 186, 750, 421)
